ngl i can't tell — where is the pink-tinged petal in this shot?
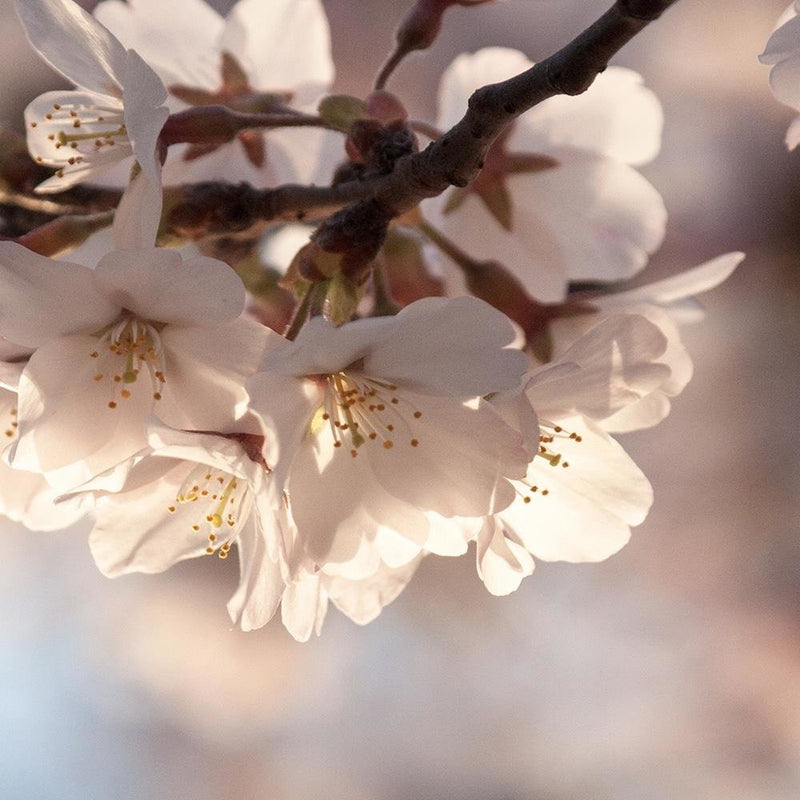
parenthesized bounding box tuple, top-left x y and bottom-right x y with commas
(769, 54, 800, 111)
(597, 252, 744, 309)
(156, 316, 274, 433)
(94, 0, 224, 89)
(423, 513, 478, 556)
(437, 47, 532, 131)
(15, 0, 128, 95)
(599, 390, 672, 434)
(121, 48, 168, 177)
(221, 0, 333, 102)
(498, 418, 651, 562)
(761, 12, 800, 64)
(227, 519, 284, 632)
(526, 314, 669, 422)
(261, 315, 392, 377)
(286, 426, 431, 570)
(328, 557, 422, 626)
(364, 393, 527, 518)
(0, 242, 120, 347)
(89, 457, 215, 575)
(364, 297, 528, 396)
(93, 249, 245, 326)
(281, 573, 328, 641)
(12, 334, 150, 487)
(786, 115, 800, 149)
(511, 151, 666, 285)
(514, 67, 662, 166)
(112, 168, 163, 250)
(476, 520, 535, 596)
(423, 189, 568, 302)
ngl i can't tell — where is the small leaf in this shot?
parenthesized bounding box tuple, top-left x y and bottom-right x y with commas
(442, 186, 469, 215)
(318, 95, 367, 132)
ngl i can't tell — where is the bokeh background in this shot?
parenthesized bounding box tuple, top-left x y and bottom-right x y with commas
(1, 0, 799, 798)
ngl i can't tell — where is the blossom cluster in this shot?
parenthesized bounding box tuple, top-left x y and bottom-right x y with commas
(0, 0, 744, 639)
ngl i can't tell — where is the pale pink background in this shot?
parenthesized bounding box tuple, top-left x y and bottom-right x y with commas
(0, 1, 798, 798)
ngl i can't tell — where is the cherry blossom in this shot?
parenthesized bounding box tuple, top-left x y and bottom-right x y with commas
(247, 297, 530, 578)
(94, 0, 336, 187)
(0, 239, 269, 490)
(420, 47, 666, 302)
(17, 0, 168, 195)
(545, 252, 745, 432)
(475, 313, 671, 595)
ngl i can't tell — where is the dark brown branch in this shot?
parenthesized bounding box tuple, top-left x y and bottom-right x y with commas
(160, 105, 338, 147)
(168, 0, 676, 240)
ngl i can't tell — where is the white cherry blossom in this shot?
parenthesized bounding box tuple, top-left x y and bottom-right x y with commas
(476, 314, 670, 595)
(247, 297, 530, 578)
(552, 251, 744, 432)
(0, 240, 269, 490)
(421, 47, 666, 302)
(94, 0, 337, 187)
(17, 0, 168, 197)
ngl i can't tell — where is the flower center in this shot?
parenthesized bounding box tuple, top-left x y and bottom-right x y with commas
(312, 371, 424, 457)
(168, 465, 250, 559)
(90, 314, 166, 410)
(29, 100, 130, 177)
(514, 422, 582, 503)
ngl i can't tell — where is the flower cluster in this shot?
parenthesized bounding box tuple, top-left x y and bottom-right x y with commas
(1, 0, 742, 639)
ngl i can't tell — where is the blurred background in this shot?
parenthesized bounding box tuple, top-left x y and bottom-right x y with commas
(1, 0, 799, 798)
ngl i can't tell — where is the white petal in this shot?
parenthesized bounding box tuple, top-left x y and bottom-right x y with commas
(113, 168, 163, 250)
(365, 393, 526, 517)
(13, 334, 150, 486)
(0, 243, 120, 347)
(422, 189, 568, 303)
(328, 557, 421, 625)
(597, 252, 744, 309)
(786, 115, 800, 149)
(476, 520, 535, 596)
(437, 47, 532, 131)
(769, 53, 800, 111)
(599, 390, 672, 434)
(526, 314, 669, 421)
(281, 573, 328, 641)
(89, 456, 213, 575)
(15, 0, 127, 95)
(498, 418, 651, 562)
(513, 67, 662, 166)
(761, 13, 800, 64)
(221, 0, 333, 102)
(228, 519, 284, 632)
(156, 316, 273, 432)
(510, 150, 666, 284)
(93, 249, 246, 326)
(286, 427, 431, 570)
(364, 297, 528, 397)
(94, 0, 224, 88)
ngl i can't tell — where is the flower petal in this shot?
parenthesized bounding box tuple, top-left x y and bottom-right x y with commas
(364, 297, 528, 397)
(0, 242, 120, 347)
(498, 417, 651, 562)
(228, 518, 284, 632)
(12, 333, 151, 487)
(475, 520, 535, 596)
(93, 248, 246, 326)
(220, 0, 334, 103)
(94, 0, 224, 89)
(15, 0, 127, 95)
(526, 314, 670, 422)
(89, 456, 215, 575)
